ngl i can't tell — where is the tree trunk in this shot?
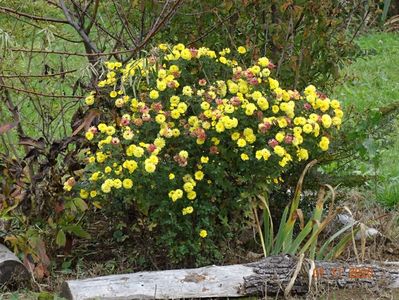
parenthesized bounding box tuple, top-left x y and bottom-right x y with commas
(61, 255, 399, 300)
(0, 244, 30, 286)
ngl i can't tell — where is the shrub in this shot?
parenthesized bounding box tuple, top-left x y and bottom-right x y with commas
(65, 43, 343, 265)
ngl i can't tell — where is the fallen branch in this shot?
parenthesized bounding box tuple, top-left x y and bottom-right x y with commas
(61, 255, 399, 299)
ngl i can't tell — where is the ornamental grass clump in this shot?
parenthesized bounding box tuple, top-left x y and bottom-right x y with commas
(65, 43, 343, 264)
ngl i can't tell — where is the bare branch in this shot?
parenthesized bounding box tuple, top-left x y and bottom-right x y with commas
(0, 84, 84, 99)
(0, 5, 68, 24)
(59, 0, 99, 54)
(0, 69, 77, 78)
(85, 0, 100, 33)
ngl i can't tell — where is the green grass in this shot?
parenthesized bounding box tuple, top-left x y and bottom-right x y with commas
(334, 31, 399, 207)
(335, 32, 399, 110)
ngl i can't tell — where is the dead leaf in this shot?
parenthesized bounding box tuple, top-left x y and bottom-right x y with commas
(72, 109, 100, 136)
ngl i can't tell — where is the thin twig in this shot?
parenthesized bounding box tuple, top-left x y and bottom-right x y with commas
(0, 69, 77, 78)
(0, 5, 68, 24)
(0, 84, 84, 99)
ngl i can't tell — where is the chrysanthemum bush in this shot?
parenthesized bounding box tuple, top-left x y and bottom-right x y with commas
(65, 43, 343, 265)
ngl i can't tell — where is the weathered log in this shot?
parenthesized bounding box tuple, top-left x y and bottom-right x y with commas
(0, 244, 30, 286)
(61, 255, 399, 300)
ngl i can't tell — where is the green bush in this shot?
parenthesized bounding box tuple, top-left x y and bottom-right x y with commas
(63, 43, 343, 265)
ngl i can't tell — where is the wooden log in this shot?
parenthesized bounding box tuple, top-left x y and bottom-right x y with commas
(61, 255, 399, 300)
(0, 244, 30, 286)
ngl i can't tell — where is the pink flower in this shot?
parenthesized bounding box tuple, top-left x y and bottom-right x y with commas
(198, 79, 207, 86)
(167, 81, 177, 88)
(133, 118, 143, 126)
(120, 118, 130, 126)
(268, 139, 278, 148)
(147, 144, 157, 153)
(89, 126, 98, 133)
(152, 102, 163, 112)
(190, 48, 198, 58)
(249, 77, 259, 85)
(215, 98, 224, 105)
(284, 135, 293, 144)
(230, 96, 241, 106)
(210, 146, 219, 154)
(303, 103, 312, 110)
(111, 137, 120, 145)
(142, 113, 151, 122)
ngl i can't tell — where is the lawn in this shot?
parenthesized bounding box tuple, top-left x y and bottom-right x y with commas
(333, 31, 399, 207)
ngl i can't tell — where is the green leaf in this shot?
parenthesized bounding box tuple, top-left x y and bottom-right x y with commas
(65, 225, 91, 239)
(73, 198, 88, 212)
(56, 229, 66, 247)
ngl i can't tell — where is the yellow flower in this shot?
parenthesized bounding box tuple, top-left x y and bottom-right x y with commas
(123, 130, 134, 140)
(90, 191, 97, 198)
(258, 57, 270, 67)
(182, 86, 193, 96)
(269, 78, 279, 90)
(158, 43, 168, 51)
(303, 124, 313, 134)
(149, 90, 159, 100)
(80, 189, 89, 199)
(183, 182, 194, 192)
(85, 95, 94, 106)
(272, 105, 279, 114)
(231, 132, 240, 141)
(155, 114, 166, 124)
(274, 145, 285, 157)
(237, 46, 246, 54)
(110, 90, 118, 98)
(257, 97, 269, 110)
(199, 229, 208, 238)
(215, 122, 225, 133)
(171, 109, 181, 119)
(90, 172, 101, 181)
(122, 178, 133, 189)
(245, 103, 257, 116)
(104, 166, 112, 173)
(321, 114, 332, 128)
(85, 131, 94, 141)
(201, 101, 210, 110)
(195, 171, 204, 181)
(113, 179, 122, 189)
(101, 183, 111, 193)
(182, 206, 194, 215)
(145, 163, 156, 173)
(169, 173, 175, 180)
(319, 136, 330, 151)
(237, 138, 247, 147)
(240, 153, 249, 161)
(106, 126, 116, 136)
(275, 132, 285, 143)
(179, 150, 188, 159)
(297, 148, 309, 161)
(187, 191, 197, 200)
(331, 99, 340, 109)
(200, 156, 209, 164)
(181, 48, 192, 60)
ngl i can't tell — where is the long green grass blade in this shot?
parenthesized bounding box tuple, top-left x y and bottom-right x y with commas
(382, 0, 392, 22)
(286, 220, 313, 254)
(316, 223, 356, 260)
(324, 227, 360, 260)
(271, 205, 289, 255)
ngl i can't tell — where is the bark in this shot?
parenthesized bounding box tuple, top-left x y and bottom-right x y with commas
(61, 255, 399, 300)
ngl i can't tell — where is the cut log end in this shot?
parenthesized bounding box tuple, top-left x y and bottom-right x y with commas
(0, 244, 30, 288)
